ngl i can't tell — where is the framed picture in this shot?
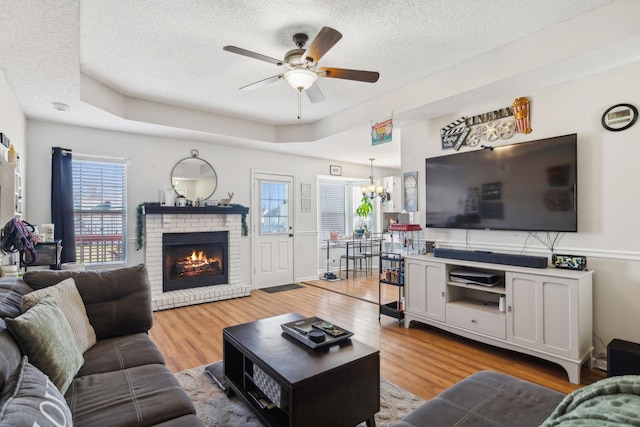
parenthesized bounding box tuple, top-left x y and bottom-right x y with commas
(330, 165, 342, 176)
(301, 198, 312, 213)
(301, 183, 311, 199)
(403, 171, 418, 212)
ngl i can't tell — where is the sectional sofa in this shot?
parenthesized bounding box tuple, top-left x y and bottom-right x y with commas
(0, 264, 203, 426)
(390, 370, 640, 426)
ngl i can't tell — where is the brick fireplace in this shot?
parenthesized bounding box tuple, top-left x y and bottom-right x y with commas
(143, 205, 250, 311)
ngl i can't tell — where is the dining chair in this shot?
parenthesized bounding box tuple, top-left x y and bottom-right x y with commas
(362, 232, 382, 274)
(339, 236, 367, 278)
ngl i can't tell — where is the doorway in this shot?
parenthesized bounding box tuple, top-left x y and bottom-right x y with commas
(252, 173, 294, 288)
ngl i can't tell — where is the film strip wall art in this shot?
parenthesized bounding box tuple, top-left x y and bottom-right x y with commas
(440, 97, 532, 151)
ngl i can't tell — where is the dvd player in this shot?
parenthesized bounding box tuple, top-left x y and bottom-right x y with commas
(449, 269, 503, 287)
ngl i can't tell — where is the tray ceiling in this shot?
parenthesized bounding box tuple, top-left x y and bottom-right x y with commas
(1, 0, 638, 168)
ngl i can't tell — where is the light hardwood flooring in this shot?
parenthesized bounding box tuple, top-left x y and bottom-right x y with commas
(150, 276, 605, 401)
(303, 271, 384, 304)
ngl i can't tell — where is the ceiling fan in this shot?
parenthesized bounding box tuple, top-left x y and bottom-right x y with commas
(223, 27, 380, 104)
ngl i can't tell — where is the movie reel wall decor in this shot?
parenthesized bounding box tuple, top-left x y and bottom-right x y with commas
(440, 97, 532, 151)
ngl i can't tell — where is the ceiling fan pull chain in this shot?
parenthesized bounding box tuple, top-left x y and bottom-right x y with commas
(297, 89, 302, 120)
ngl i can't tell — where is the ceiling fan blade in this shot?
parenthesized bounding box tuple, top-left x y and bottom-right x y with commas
(303, 27, 342, 64)
(318, 67, 380, 83)
(223, 46, 282, 66)
(240, 74, 283, 91)
(306, 83, 325, 103)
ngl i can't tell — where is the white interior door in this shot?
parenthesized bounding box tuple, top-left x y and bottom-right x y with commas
(253, 173, 294, 288)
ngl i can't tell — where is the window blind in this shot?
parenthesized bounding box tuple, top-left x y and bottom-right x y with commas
(319, 181, 347, 240)
(72, 156, 127, 265)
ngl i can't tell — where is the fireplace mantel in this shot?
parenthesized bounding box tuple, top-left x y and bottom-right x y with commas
(143, 205, 249, 215)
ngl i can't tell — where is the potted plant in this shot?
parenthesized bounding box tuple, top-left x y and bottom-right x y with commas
(355, 195, 373, 237)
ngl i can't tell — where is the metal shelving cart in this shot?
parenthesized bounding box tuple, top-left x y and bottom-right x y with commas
(379, 251, 404, 325)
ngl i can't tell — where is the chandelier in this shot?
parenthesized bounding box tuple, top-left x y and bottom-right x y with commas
(360, 158, 389, 200)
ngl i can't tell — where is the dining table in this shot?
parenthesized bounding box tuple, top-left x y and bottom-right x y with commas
(323, 237, 383, 279)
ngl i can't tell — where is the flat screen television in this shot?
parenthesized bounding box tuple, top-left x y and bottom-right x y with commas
(425, 134, 577, 232)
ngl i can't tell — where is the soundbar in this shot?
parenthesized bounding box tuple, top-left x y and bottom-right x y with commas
(433, 248, 548, 269)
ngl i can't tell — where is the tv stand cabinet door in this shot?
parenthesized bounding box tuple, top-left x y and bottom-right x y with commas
(405, 258, 445, 322)
(507, 272, 579, 359)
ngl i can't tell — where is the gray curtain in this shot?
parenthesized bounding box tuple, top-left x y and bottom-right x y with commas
(51, 147, 76, 263)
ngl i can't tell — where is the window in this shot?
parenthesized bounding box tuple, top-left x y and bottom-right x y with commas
(319, 180, 376, 240)
(72, 155, 127, 265)
(319, 181, 347, 240)
(260, 181, 289, 234)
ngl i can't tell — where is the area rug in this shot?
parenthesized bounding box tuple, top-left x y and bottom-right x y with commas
(259, 283, 304, 293)
(175, 363, 425, 426)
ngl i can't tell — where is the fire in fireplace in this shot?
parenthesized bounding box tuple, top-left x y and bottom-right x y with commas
(173, 249, 223, 277)
(163, 231, 228, 292)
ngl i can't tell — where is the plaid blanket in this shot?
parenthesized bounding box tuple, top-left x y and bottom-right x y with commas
(541, 375, 640, 426)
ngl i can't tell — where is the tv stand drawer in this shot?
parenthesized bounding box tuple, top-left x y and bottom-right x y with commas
(446, 302, 506, 339)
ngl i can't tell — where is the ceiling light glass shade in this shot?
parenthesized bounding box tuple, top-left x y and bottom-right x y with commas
(284, 68, 317, 90)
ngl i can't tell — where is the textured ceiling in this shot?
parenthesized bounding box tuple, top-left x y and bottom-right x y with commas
(1, 0, 638, 168)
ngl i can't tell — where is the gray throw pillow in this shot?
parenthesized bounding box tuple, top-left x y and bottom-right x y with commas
(22, 277, 97, 353)
(6, 296, 84, 394)
(0, 356, 73, 426)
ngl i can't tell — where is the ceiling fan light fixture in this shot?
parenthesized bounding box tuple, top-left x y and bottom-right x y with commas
(284, 68, 317, 91)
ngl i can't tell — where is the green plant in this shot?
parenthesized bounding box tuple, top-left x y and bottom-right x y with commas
(136, 202, 160, 250)
(355, 195, 373, 231)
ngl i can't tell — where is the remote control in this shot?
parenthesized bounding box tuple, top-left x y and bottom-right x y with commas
(291, 326, 308, 336)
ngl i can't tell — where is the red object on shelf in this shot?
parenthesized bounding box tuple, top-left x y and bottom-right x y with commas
(388, 224, 422, 232)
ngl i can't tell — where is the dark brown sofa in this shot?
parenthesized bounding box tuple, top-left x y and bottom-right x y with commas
(390, 369, 640, 426)
(390, 370, 565, 427)
(0, 264, 203, 426)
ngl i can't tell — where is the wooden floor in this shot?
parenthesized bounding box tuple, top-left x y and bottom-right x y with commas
(150, 276, 605, 401)
(302, 269, 386, 304)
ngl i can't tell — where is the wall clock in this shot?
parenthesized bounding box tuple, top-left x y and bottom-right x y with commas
(601, 103, 637, 131)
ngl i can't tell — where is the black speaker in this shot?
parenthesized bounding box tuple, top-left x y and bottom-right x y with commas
(433, 248, 548, 269)
(607, 339, 640, 377)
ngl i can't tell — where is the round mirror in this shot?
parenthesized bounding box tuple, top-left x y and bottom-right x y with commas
(171, 156, 218, 201)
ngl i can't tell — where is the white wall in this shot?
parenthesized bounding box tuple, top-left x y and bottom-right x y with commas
(401, 61, 640, 353)
(24, 121, 398, 285)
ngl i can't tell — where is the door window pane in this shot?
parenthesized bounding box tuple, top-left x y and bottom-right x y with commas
(261, 181, 289, 234)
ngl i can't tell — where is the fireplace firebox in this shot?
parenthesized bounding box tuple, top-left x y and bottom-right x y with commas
(162, 231, 228, 292)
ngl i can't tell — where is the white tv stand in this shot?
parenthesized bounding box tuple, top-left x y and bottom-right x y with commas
(403, 254, 593, 384)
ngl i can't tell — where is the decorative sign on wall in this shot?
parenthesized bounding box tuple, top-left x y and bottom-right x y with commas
(441, 96, 533, 151)
(440, 117, 470, 150)
(403, 171, 418, 212)
(512, 97, 532, 134)
(301, 183, 312, 213)
(371, 115, 393, 145)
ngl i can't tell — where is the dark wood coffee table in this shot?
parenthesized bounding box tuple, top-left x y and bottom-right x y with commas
(223, 313, 380, 427)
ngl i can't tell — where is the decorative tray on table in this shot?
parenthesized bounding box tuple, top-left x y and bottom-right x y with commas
(281, 316, 353, 349)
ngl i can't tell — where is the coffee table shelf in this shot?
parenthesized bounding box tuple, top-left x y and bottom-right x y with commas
(223, 313, 380, 427)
